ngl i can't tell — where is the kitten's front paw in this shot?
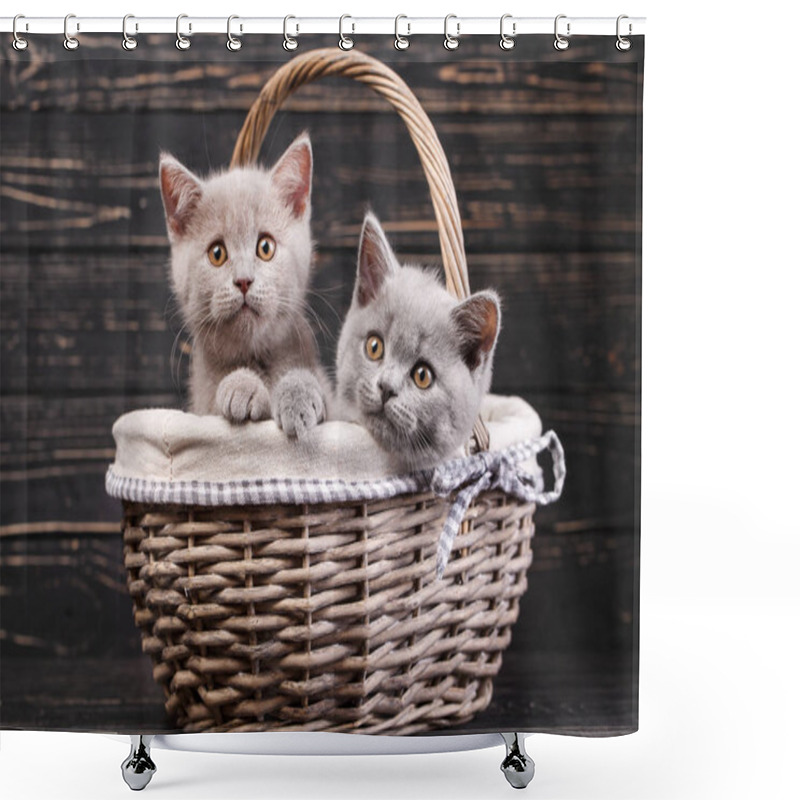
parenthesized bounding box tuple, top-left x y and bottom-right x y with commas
(273, 370, 327, 440)
(216, 368, 271, 423)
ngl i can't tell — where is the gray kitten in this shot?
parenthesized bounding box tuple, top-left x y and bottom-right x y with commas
(335, 213, 501, 471)
(159, 133, 330, 437)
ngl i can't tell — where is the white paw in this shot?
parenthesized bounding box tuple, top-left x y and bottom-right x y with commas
(273, 370, 327, 439)
(216, 368, 271, 423)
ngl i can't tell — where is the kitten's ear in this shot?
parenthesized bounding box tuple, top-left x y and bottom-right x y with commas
(159, 154, 203, 237)
(355, 213, 397, 307)
(271, 132, 313, 219)
(452, 290, 502, 372)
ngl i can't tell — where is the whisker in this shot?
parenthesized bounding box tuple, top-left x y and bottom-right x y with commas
(306, 287, 344, 322)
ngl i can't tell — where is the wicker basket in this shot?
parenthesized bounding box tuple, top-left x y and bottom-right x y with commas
(119, 48, 557, 735)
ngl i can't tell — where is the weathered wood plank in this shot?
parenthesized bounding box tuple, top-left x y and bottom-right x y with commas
(0, 391, 169, 528)
(0, 657, 171, 731)
(1, 36, 642, 116)
(0, 534, 137, 659)
(0, 112, 639, 252)
(0, 250, 639, 397)
(457, 649, 637, 736)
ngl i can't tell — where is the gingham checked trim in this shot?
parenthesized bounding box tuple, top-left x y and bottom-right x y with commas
(430, 430, 566, 578)
(105, 430, 565, 579)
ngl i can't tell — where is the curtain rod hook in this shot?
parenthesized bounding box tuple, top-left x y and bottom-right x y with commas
(444, 14, 460, 51)
(500, 14, 516, 51)
(122, 14, 138, 51)
(616, 15, 632, 51)
(339, 14, 354, 50)
(12, 14, 29, 51)
(227, 15, 242, 51)
(283, 15, 298, 51)
(175, 14, 191, 51)
(554, 14, 570, 51)
(395, 15, 410, 50)
(63, 13, 79, 51)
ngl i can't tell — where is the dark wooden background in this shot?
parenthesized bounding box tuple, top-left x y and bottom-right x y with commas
(0, 34, 642, 735)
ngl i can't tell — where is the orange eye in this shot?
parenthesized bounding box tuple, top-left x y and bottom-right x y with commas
(257, 234, 277, 261)
(412, 363, 434, 389)
(365, 335, 384, 361)
(207, 241, 227, 267)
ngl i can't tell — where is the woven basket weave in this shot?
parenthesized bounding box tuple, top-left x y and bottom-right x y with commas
(122, 48, 539, 735)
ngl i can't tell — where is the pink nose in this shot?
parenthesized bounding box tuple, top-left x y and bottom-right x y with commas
(235, 279, 252, 295)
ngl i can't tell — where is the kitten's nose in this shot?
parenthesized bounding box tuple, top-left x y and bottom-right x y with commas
(234, 278, 252, 296)
(379, 382, 396, 405)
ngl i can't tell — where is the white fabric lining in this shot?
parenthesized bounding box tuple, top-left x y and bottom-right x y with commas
(108, 394, 542, 485)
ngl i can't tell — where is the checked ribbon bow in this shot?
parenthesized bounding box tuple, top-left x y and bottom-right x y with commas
(428, 431, 566, 579)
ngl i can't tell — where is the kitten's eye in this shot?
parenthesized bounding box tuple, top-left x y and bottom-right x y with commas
(257, 234, 277, 262)
(207, 241, 227, 267)
(412, 363, 434, 390)
(365, 335, 384, 361)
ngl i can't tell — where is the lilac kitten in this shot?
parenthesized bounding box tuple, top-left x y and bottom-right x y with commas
(335, 213, 501, 471)
(159, 133, 330, 438)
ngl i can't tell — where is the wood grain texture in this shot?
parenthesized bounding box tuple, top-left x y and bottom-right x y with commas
(1, 35, 642, 114)
(0, 111, 639, 252)
(0, 37, 642, 733)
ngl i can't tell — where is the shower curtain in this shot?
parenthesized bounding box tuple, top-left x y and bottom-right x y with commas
(0, 30, 642, 738)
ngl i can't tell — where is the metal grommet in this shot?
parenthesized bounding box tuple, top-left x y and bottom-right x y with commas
(554, 14, 570, 51)
(283, 15, 298, 51)
(394, 15, 410, 50)
(444, 14, 460, 51)
(122, 14, 138, 51)
(339, 15, 354, 50)
(227, 15, 242, 51)
(175, 14, 191, 51)
(63, 13, 79, 51)
(616, 14, 632, 51)
(12, 14, 28, 51)
(499, 14, 516, 50)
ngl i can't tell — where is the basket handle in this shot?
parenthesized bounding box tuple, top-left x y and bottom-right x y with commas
(231, 47, 489, 452)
